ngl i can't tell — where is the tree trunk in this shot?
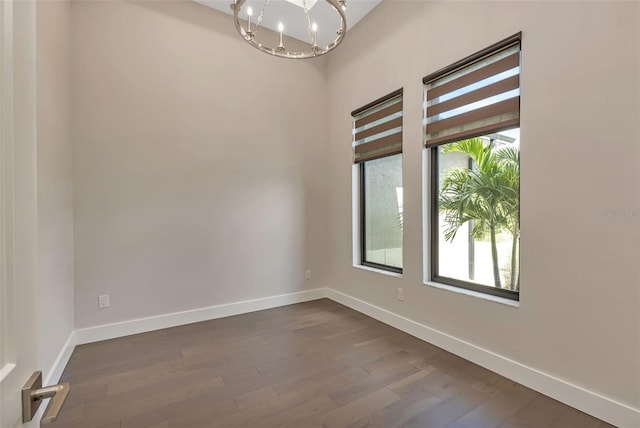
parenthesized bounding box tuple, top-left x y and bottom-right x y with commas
(490, 223, 501, 288)
(510, 232, 518, 291)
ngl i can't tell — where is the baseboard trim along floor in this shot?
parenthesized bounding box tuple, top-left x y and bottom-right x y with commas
(49, 287, 638, 427)
(46, 330, 77, 385)
(74, 288, 326, 345)
(323, 288, 639, 428)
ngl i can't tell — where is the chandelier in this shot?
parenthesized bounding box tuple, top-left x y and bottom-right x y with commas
(230, 0, 347, 59)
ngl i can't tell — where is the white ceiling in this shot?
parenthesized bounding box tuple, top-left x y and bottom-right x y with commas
(194, 0, 381, 47)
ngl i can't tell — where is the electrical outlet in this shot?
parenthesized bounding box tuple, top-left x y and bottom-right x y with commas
(98, 295, 110, 309)
(397, 288, 404, 301)
(305, 269, 312, 280)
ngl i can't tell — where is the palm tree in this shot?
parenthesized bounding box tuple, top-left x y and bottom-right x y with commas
(439, 137, 519, 290)
(494, 146, 520, 290)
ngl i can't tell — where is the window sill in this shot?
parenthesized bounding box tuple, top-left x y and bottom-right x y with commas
(354, 264, 403, 278)
(425, 281, 520, 307)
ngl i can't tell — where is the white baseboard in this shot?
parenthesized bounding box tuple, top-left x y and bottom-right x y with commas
(44, 330, 77, 385)
(75, 288, 326, 345)
(32, 330, 77, 426)
(60, 286, 638, 427)
(325, 288, 639, 428)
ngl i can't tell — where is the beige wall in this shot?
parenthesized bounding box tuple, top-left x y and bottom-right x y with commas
(68, 0, 639, 414)
(36, 0, 75, 379)
(71, 1, 329, 328)
(326, 0, 639, 410)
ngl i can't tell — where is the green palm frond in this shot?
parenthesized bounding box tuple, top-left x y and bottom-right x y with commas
(438, 136, 520, 289)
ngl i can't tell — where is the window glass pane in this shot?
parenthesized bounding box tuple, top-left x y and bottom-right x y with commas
(436, 129, 519, 291)
(363, 154, 403, 269)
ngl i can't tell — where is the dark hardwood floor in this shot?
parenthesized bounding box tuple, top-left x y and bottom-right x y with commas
(51, 299, 613, 428)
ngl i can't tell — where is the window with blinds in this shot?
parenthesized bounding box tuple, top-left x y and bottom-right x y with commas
(424, 33, 521, 148)
(352, 89, 404, 273)
(424, 33, 522, 300)
(352, 89, 403, 163)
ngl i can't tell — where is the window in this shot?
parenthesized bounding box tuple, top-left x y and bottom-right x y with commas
(424, 33, 521, 300)
(352, 89, 403, 273)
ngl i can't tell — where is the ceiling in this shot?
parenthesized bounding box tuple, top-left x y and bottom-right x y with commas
(194, 0, 381, 47)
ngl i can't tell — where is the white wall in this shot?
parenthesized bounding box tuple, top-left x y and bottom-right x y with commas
(326, 0, 639, 413)
(71, 1, 329, 329)
(36, 0, 75, 380)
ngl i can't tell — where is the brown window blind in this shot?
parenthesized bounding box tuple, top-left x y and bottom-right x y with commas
(352, 89, 403, 163)
(424, 33, 521, 148)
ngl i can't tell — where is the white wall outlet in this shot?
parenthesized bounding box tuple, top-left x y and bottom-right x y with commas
(98, 294, 110, 309)
(305, 269, 312, 280)
(397, 288, 404, 301)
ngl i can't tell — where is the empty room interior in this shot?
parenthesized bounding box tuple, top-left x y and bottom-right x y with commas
(0, 0, 639, 427)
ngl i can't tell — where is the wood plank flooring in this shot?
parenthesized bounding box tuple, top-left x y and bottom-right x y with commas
(51, 299, 613, 428)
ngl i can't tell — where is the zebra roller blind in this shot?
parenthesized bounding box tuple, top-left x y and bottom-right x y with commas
(352, 89, 403, 163)
(424, 33, 521, 148)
